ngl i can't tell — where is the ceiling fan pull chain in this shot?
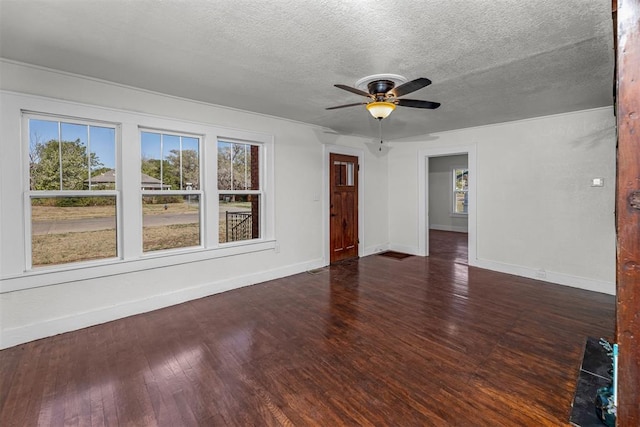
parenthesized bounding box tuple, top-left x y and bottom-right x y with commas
(378, 118, 383, 151)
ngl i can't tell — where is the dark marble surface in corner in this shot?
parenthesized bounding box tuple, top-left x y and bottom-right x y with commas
(581, 337, 612, 380)
(570, 337, 612, 427)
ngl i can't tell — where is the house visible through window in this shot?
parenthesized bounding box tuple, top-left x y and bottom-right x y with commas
(140, 130, 201, 253)
(218, 140, 261, 243)
(453, 167, 469, 215)
(27, 115, 118, 267)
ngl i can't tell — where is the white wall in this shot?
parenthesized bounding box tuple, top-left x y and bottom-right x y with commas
(429, 155, 468, 232)
(0, 60, 389, 348)
(388, 108, 616, 294)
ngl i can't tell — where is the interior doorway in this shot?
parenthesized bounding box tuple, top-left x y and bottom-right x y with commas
(418, 144, 477, 266)
(428, 154, 469, 264)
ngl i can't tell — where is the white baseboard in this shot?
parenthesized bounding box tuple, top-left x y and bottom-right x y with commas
(473, 258, 615, 295)
(368, 242, 614, 295)
(0, 258, 325, 349)
(430, 224, 469, 233)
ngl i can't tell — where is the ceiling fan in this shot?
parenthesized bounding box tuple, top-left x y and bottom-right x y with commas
(326, 77, 441, 120)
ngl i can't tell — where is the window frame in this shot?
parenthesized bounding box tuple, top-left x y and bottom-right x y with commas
(451, 166, 469, 216)
(1, 92, 275, 293)
(217, 139, 264, 244)
(23, 112, 122, 269)
(139, 128, 204, 254)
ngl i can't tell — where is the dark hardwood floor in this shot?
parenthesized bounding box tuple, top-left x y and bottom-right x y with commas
(0, 230, 615, 426)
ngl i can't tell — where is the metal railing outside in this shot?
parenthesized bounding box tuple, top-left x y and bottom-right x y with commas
(225, 211, 252, 242)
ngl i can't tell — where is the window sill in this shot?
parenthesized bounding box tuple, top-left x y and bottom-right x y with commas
(450, 213, 468, 218)
(0, 239, 277, 293)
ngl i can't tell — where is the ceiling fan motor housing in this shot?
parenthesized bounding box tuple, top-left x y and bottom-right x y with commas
(368, 80, 396, 98)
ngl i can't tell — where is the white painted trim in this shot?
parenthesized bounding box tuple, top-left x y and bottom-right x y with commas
(417, 144, 477, 265)
(474, 258, 615, 295)
(429, 224, 469, 233)
(322, 144, 365, 265)
(0, 257, 325, 349)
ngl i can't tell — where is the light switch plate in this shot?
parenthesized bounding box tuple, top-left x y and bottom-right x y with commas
(591, 178, 604, 187)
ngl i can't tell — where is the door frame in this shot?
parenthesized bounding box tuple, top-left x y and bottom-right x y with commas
(323, 144, 364, 265)
(417, 144, 477, 266)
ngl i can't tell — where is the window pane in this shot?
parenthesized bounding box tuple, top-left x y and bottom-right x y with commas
(141, 131, 200, 191)
(182, 137, 200, 190)
(29, 119, 60, 190)
(218, 141, 259, 190)
(89, 126, 116, 189)
(219, 194, 259, 243)
(31, 196, 117, 267)
(234, 144, 247, 189)
(141, 131, 162, 184)
(218, 141, 232, 190)
(162, 134, 181, 190)
(29, 119, 115, 191)
(454, 191, 468, 214)
(455, 168, 468, 191)
(333, 160, 355, 186)
(142, 195, 200, 252)
(60, 123, 89, 190)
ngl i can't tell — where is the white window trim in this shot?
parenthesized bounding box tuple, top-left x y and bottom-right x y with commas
(0, 91, 275, 293)
(139, 128, 205, 253)
(23, 111, 122, 269)
(217, 138, 265, 245)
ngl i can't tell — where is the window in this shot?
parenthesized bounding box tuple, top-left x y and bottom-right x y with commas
(218, 140, 261, 243)
(140, 130, 201, 252)
(11, 93, 274, 284)
(333, 160, 355, 186)
(27, 115, 118, 267)
(453, 167, 468, 215)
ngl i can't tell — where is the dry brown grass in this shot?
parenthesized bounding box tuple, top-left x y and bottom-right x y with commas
(31, 201, 251, 265)
(142, 203, 199, 215)
(31, 205, 116, 221)
(32, 224, 202, 266)
(32, 202, 199, 221)
(32, 229, 116, 266)
(143, 223, 200, 252)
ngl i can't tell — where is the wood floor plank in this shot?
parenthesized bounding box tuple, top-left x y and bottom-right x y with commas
(0, 231, 615, 426)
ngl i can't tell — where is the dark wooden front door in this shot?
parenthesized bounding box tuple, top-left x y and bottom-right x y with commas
(330, 153, 358, 263)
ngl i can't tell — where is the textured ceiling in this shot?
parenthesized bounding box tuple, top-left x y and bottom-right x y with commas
(0, 0, 614, 140)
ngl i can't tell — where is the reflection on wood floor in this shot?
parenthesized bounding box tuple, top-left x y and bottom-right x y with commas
(0, 230, 615, 426)
(429, 228, 469, 265)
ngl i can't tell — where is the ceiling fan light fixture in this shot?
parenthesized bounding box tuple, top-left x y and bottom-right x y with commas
(366, 101, 396, 119)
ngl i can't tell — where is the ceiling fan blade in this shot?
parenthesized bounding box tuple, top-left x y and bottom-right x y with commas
(334, 84, 372, 98)
(396, 99, 441, 109)
(326, 102, 368, 110)
(391, 77, 432, 98)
